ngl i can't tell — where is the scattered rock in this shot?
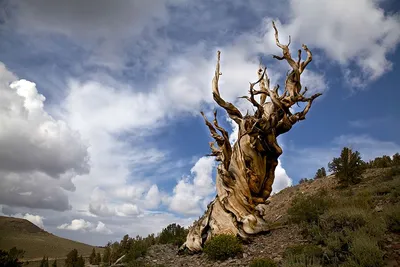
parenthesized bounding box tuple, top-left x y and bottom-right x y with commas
(143, 225, 304, 267)
(374, 205, 383, 212)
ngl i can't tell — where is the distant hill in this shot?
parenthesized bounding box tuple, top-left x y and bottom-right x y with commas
(0, 216, 102, 260)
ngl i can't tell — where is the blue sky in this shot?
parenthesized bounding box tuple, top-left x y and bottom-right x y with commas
(0, 0, 399, 246)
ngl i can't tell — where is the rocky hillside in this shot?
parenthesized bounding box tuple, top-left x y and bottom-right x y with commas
(139, 167, 400, 266)
(0, 216, 101, 260)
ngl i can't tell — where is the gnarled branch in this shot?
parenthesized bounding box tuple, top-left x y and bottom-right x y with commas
(201, 111, 232, 170)
(212, 51, 243, 124)
(272, 21, 298, 71)
(299, 44, 312, 73)
(276, 92, 322, 136)
(201, 111, 224, 146)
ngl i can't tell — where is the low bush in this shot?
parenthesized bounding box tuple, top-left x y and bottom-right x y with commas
(370, 177, 400, 203)
(389, 166, 400, 176)
(203, 234, 243, 261)
(297, 202, 386, 265)
(288, 190, 332, 224)
(336, 190, 374, 210)
(249, 257, 277, 267)
(283, 244, 324, 262)
(384, 205, 400, 233)
(320, 207, 369, 232)
(282, 254, 322, 267)
(345, 233, 385, 267)
(323, 230, 352, 263)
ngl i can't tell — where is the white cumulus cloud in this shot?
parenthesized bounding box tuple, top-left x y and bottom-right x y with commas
(58, 219, 112, 234)
(283, 0, 400, 86)
(169, 157, 215, 215)
(0, 63, 89, 211)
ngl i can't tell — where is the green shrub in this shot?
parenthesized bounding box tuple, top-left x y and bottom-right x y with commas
(345, 233, 385, 267)
(282, 254, 322, 267)
(359, 220, 386, 240)
(301, 224, 325, 245)
(373, 185, 392, 196)
(310, 206, 385, 264)
(249, 257, 277, 267)
(384, 205, 400, 232)
(336, 190, 374, 210)
(323, 230, 352, 262)
(283, 244, 323, 261)
(392, 166, 400, 175)
(288, 190, 331, 224)
(372, 178, 400, 202)
(320, 207, 369, 232)
(203, 234, 243, 261)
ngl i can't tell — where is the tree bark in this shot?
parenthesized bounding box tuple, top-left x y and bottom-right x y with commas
(180, 21, 322, 253)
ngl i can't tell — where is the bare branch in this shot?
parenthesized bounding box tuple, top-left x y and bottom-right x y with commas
(212, 110, 230, 142)
(253, 83, 289, 115)
(298, 92, 323, 102)
(272, 55, 285, 60)
(212, 51, 243, 124)
(271, 21, 298, 71)
(300, 86, 308, 96)
(276, 92, 322, 136)
(299, 44, 312, 73)
(297, 49, 302, 66)
(212, 51, 222, 96)
(272, 21, 286, 49)
(273, 84, 279, 95)
(259, 67, 270, 105)
(280, 87, 288, 100)
(240, 67, 267, 117)
(201, 111, 224, 146)
(295, 92, 321, 121)
(207, 142, 221, 160)
(201, 111, 232, 169)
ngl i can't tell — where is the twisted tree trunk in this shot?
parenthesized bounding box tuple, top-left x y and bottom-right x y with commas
(180, 22, 322, 252)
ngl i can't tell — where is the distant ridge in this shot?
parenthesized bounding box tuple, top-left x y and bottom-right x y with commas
(0, 216, 102, 260)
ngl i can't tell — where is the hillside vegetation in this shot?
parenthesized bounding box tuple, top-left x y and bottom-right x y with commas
(119, 149, 400, 266)
(0, 216, 102, 260)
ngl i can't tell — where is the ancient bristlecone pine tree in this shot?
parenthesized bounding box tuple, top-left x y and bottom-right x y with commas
(180, 22, 322, 252)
